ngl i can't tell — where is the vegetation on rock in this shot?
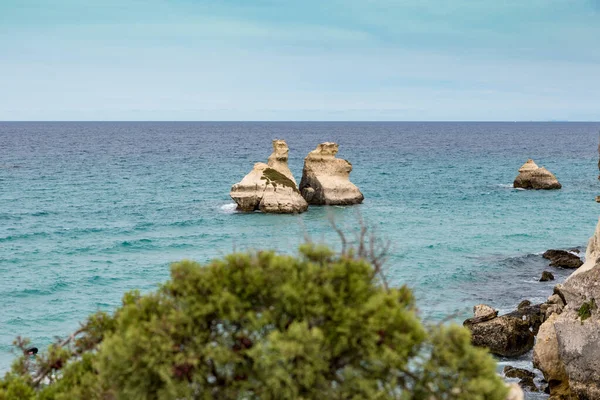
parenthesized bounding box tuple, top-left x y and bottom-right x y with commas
(261, 167, 300, 192)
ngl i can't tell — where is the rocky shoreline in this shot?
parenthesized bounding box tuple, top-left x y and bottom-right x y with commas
(464, 219, 600, 399)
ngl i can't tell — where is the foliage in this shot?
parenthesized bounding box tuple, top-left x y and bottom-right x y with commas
(261, 168, 300, 191)
(577, 298, 596, 322)
(0, 244, 507, 400)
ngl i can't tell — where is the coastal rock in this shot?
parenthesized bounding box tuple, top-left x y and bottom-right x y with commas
(506, 383, 525, 400)
(463, 305, 538, 357)
(503, 366, 538, 392)
(299, 142, 364, 205)
(570, 217, 600, 278)
(554, 308, 600, 399)
(543, 250, 583, 269)
(513, 159, 561, 190)
(546, 294, 565, 307)
(474, 304, 497, 319)
(533, 313, 572, 399)
(540, 271, 555, 281)
(230, 140, 308, 213)
(534, 218, 600, 399)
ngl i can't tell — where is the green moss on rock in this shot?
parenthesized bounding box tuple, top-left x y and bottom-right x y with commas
(261, 168, 299, 192)
(578, 298, 596, 322)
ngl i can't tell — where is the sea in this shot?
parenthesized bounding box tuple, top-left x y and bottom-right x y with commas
(1, 122, 599, 396)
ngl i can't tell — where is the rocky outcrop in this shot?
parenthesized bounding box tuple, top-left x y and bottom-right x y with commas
(230, 140, 308, 213)
(463, 303, 542, 357)
(533, 218, 600, 399)
(299, 142, 364, 205)
(513, 159, 561, 190)
(504, 366, 538, 392)
(543, 250, 583, 269)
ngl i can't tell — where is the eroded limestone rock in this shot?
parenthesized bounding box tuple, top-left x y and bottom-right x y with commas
(513, 159, 561, 190)
(230, 140, 308, 213)
(299, 142, 364, 205)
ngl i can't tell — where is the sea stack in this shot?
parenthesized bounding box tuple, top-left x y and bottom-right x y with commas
(513, 159, 561, 190)
(230, 140, 308, 213)
(299, 142, 364, 205)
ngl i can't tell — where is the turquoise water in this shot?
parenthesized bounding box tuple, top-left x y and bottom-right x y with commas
(1, 121, 599, 374)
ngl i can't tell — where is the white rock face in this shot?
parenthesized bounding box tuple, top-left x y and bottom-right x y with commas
(513, 159, 561, 189)
(299, 142, 364, 205)
(570, 217, 600, 278)
(230, 141, 308, 213)
(267, 139, 297, 185)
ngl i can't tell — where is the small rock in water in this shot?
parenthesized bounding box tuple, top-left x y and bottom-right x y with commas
(504, 366, 535, 380)
(503, 366, 539, 392)
(513, 159, 561, 190)
(542, 249, 583, 269)
(540, 271, 555, 281)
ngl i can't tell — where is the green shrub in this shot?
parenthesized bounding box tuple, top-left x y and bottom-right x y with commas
(1, 244, 507, 399)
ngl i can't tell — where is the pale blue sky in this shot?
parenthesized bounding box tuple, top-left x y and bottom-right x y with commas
(1, 0, 599, 120)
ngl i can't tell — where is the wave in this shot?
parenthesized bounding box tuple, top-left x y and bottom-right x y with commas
(219, 203, 238, 214)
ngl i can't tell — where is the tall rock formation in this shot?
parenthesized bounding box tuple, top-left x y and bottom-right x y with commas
(513, 159, 561, 190)
(230, 140, 308, 213)
(299, 142, 364, 205)
(533, 218, 600, 399)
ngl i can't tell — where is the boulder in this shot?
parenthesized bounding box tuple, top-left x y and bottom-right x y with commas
(230, 140, 308, 213)
(463, 304, 540, 357)
(543, 250, 583, 269)
(533, 313, 572, 399)
(513, 159, 561, 190)
(299, 142, 364, 205)
(503, 366, 538, 392)
(554, 308, 600, 399)
(540, 271, 555, 281)
(474, 304, 497, 319)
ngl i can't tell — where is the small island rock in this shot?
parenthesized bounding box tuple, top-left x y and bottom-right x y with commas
(540, 271, 555, 281)
(230, 140, 308, 213)
(513, 159, 561, 190)
(299, 142, 364, 205)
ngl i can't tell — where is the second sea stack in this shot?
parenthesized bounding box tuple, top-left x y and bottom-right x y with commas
(299, 142, 364, 205)
(513, 159, 561, 190)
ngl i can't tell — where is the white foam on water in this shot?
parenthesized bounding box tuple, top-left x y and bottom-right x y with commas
(219, 203, 238, 214)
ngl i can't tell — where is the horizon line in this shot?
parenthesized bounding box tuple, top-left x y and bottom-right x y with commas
(1, 120, 599, 123)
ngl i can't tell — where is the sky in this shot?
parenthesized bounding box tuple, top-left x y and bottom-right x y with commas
(1, 0, 599, 121)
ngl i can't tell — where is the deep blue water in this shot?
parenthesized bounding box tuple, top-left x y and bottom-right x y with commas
(1, 121, 599, 378)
